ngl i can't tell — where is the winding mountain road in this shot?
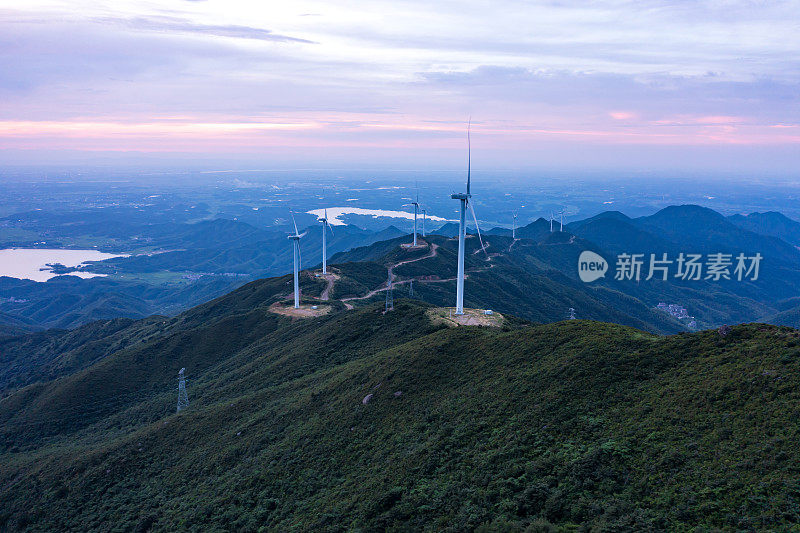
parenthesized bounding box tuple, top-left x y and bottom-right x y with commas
(303, 238, 496, 310)
(319, 272, 339, 301)
(339, 241, 499, 306)
(388, 243, 439, 281)
(340, 243, 440, 304)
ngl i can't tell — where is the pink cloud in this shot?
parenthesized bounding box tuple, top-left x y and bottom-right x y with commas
(609, 111, 637, 120)
(1, 112, 798, 158)
(651, 115, 745, 126)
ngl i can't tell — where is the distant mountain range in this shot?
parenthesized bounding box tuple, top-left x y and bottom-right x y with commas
(3, 204, 800, 332)
(0, 218, 403, 330)
(332, 204, 800, 330)
(728, 211, 800, 247)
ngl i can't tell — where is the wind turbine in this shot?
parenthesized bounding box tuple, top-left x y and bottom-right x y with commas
(421, 208, 427, 237)
(550, 211, 554, 233)
(451, 120, 486, 315)
(559, 208, 565, 232)
(319, 208, 334, 275)
(403, 188, 421, 246)
(287, 212, 306, 308)
(512, 210, 518, 239)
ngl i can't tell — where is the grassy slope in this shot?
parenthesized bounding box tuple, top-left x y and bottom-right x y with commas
(1, 301, 799, 531)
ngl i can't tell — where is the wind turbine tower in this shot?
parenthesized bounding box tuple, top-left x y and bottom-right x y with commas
(288, 212, 306, 308)
(421, 209, 427, 237)
(550, 211, 554, 233)
(451, 122, 474, 315)
(559, 208, 565, 232)
(404, 190, 421, 246)
(319, 208, 334, 275)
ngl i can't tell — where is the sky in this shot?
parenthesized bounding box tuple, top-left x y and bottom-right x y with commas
(1, 0, 799, 174)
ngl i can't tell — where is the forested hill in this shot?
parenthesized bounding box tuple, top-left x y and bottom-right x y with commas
(1, 293, 800, 530)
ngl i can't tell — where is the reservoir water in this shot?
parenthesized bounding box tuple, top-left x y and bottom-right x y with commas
(0, 248, 127, 282)
(307, 206, 450, 226)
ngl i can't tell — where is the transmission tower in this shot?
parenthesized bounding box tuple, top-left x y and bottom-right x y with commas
(568, 307, 576, 320)
(385, 272, 394, 312)
(177, 368, 189, 412)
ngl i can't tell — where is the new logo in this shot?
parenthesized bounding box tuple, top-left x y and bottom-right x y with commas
(578, 251, 608, 282)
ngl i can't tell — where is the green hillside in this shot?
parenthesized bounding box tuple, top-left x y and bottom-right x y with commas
(1, 299, 799, 531)
(334, 235, 686, 334)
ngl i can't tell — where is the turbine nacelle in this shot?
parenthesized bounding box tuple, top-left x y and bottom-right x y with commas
(319, 207, 332, 227)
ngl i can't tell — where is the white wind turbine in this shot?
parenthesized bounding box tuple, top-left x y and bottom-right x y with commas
(319, 208, 334, 275)
(550, 211, 554, 232)
(287, 212, 306, 308)
(559, 207, 565, 232)
(421, 208, 427, 237)
(403, 188, 421, 246)
(451, 120, 486, 315)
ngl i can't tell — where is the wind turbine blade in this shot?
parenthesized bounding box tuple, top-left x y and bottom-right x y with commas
(466, 118, 471, 196)
(291, 212, 299, 235)
(328, 223, 334, 237)
(469, 202, 488, 257)
(298, 231, 307, 238)
(324, 207, 328, 220)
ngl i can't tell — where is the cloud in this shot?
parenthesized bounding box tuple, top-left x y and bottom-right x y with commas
(418, 66, 800, 124)
(0, 1, 798, 172)
(93, 15, 315, 44)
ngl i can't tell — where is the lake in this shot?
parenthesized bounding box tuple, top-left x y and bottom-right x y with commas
(0, 248, 128, 282)
(306, 206, 451, 226)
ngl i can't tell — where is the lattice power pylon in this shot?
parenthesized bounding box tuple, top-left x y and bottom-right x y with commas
(385, 272, 394, 312)
(177, 368, 189, 412)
